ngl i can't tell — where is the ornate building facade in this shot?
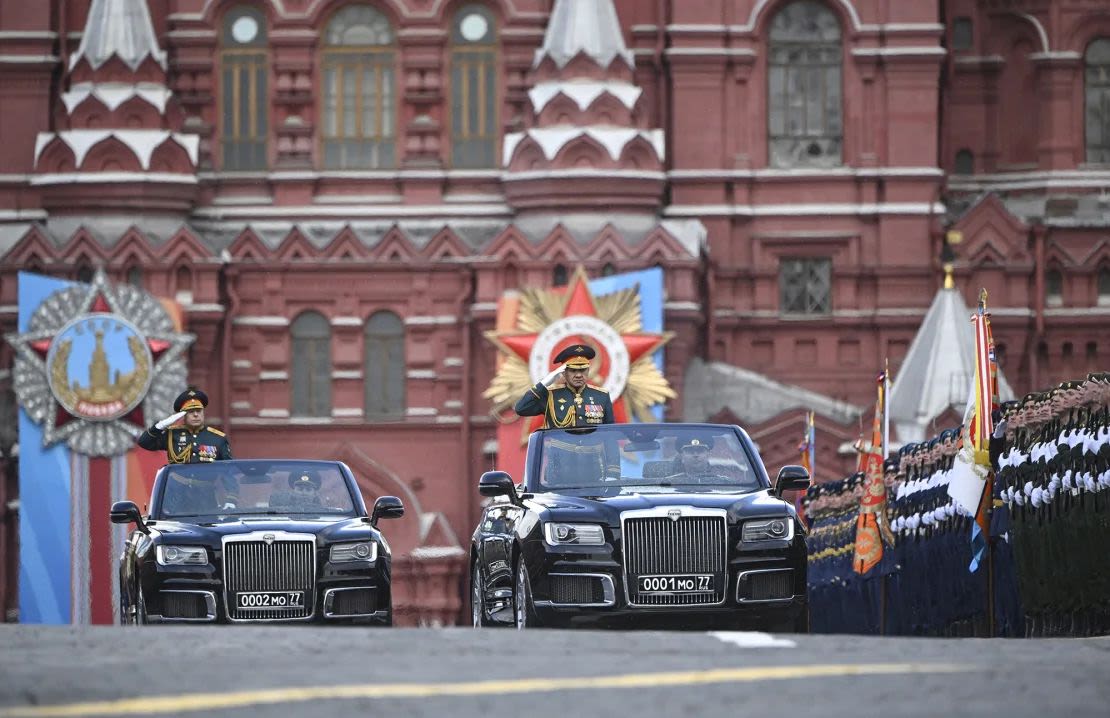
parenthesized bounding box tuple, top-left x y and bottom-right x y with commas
(1, 0, 1109, 621)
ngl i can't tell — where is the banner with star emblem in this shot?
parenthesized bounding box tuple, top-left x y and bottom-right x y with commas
(483, 266, 675, 477)
(6, 271, 193, 624)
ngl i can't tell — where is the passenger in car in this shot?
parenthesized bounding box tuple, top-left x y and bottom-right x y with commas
(668, 438, 729, 484)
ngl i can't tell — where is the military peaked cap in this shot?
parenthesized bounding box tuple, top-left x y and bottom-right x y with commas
(173, 387, 208, 412)
(553, 343, 596, 369)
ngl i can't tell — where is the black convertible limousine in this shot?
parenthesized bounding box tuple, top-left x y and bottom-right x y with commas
(470, 424, 810, 630)
(111, 459, 403, 625)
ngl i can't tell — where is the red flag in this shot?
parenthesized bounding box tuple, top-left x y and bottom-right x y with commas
(853, 370, 895, 575)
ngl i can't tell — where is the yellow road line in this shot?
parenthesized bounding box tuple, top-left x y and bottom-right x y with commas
(0, 663, 973, 717)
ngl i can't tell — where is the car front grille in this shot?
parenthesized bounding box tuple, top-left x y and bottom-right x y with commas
(224, 538, 315, 621)
(623, 512, 727, 606)
(330, 588, 376, 616)
(737, 569, 794, 602)
(551, 574, 605, 605)
(160, 591, 212, 620)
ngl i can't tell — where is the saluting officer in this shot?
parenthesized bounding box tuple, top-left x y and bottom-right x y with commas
(138, 387, 233, 463)
(514, 344, 615, 428)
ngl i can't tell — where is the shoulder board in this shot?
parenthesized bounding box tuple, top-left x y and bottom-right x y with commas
(206, 427, 226, 437)
(587, 384, 608, 393)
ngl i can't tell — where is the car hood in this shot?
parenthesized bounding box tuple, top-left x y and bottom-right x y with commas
(150, 516, 378, 546)
(525, 488, 795, 525)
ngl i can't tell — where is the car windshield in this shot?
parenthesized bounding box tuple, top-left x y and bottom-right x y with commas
(156, 461, 357, 519)
(533, 426, 763, 494)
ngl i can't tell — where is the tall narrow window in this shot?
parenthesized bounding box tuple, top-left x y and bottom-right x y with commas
(221, 6, 268, 170)
(1086, 39, 1110, 163)
(954, 149, 974, 175)
(126, 266, 143, 287)
(364, 311, 404, 420)
(780, 257, 832, 315)
(552, 264, 568, 287)
(768, 1, 842, 168)
(1097, 267, 1110, 305)
(291, 311, 332, 417)
(451, 4, 498, 168)
(1046, 268, 1063, 306)
(321, 5, 396, 169)
(951, 17, 973, 51)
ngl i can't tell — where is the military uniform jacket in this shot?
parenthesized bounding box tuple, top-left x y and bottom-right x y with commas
(138, 425, 233, 464)
(514, 382, 615, 429)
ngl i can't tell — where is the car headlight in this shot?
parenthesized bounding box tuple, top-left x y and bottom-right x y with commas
(330, 542, 378, 563)
(155, 545, 208, 566)
(741, 517, 794, 542)
(543, 522, 606, 546)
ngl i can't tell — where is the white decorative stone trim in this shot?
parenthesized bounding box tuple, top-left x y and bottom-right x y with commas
(34, 130, 199, 169)
(665, 301, 701, 311)
(182, 303, 224, 312)
(668, 167, 944, 179)
(948, 169, 1110, 192)
(405, 407, 438, 417)
(851, 47, 946, 57)
(231, 360, 253, 369)
(528, 81, 642, 113)
(0, 305, 17, 315)
(0, 54, 59, 64)
(231, 316, 289, 326)
(230, 401, 252, 410)
(713, 308, 929, 319)
(502, 169, 667, 182)
(259, 371, 289, 381)
(404, 315, 457, 326)
(435, 415, 463, 424)
(332, 408, 364, 418)
(30, 172, 198, 185)
(332, 370, 362, 380)
(443, 357, 465, 367)
(407, 370, 437, 379)
(61, 82, 173, 114)
(665, 202, 946, 217)
(443, 400, 463, 409)
(330, 316, 363, 327)
(258, 409, 291, 418)
(503, 127, 665, 166)
(191, 203, 511, 219)
(470, 302, 498, 313)
(0, 209, 47, 220)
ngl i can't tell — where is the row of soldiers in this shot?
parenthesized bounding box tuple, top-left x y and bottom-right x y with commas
(804, 372, 1109, 637)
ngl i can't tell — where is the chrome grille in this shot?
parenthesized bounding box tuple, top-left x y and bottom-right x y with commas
(332, 588, 375, 616)
(224, 536, 315, 621)
(551, 575, 604, 605)
(161, 591, 206, 619)
(623, 511, 727, 606)
(738, 569, 794, 603)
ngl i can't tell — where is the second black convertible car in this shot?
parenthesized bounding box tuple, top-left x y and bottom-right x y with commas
(111, 459, 403, 625)
(470, 424, 810, 630)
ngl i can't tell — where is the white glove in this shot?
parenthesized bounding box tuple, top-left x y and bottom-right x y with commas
(540, 366, 564, 388)
(220, 501, 237, 511)
(155, 411, 187, 430)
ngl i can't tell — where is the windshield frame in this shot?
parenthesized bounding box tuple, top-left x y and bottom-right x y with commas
(151, 459, 365, 521)
(524, 424, 770, 495)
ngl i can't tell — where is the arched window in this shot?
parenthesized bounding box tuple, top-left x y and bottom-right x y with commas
(954, 149, 974, 175)
(291, 311, 332, 417)
(601, 262, 616, 277)
(76, 263, 94, 283)
(321, 5, 396, 168)
(768, 1, 842, 168)
(1046, 268, 1063, 305)
(552, 264, 568, 287)
(364, 311, 404, 420)
(1098, 266, 1110, 305)
(126, 266, 143, 287)
(220, 6, 268, 170)
(1085, 38, 1110, 163)
(450, 4, 498, 168)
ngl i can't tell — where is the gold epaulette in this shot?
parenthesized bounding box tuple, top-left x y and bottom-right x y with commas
(587, 384, 608, 393)
(206, 427, 226, 437)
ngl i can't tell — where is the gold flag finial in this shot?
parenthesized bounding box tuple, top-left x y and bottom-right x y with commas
(978, 287, 988, 310)
(943, 262, 954, 289)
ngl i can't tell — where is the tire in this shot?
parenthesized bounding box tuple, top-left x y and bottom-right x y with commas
(471, 561, 495, 628)
(513, 559, 541, 629)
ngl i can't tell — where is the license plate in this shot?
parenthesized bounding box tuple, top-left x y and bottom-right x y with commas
(236, 591, 304, 609)
(638, 574, 714, 594)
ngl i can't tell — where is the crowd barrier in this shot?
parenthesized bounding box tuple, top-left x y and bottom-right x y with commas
(804, 372, 1110, 637)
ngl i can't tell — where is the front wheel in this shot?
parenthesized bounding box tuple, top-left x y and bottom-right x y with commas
(471, 561, 494, 628)
(513, 560, 541, 629)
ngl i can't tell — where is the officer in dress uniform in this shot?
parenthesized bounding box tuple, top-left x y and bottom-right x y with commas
(514, 344, 615, 428)
(138, 387, 233, 464)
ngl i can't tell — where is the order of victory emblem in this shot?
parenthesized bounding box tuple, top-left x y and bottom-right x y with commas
(483, 266, 675, 425)
(6, 269, 195, 456)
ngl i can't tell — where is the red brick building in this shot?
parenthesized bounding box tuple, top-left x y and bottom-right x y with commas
(2, 0, 1109, 622)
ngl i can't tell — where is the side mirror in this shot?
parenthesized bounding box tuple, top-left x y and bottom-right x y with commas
(110, 500, 149, 535)
(773, 465, 810, 498)
(370, 496, 404, 526)
(478, 470, 516, 498)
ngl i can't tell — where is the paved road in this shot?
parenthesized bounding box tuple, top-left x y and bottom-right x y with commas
(0, 626, 1107, 718)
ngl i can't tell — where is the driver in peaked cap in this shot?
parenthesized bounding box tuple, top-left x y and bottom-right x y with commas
(515, 343, 616, 429)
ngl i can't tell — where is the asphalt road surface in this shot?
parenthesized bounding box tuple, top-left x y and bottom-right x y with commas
(0, 626, 1107, 718)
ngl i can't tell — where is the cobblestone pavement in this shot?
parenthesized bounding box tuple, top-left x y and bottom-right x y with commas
(0, 626, 1108, 718)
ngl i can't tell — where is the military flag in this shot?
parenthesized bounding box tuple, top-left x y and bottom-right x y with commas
(947, 288, 998, 572)
(853, 370, 895, 575)
(796, 411, 816, 525)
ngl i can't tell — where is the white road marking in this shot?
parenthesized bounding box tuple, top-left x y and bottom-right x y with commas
(708, 631, 797, 648)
